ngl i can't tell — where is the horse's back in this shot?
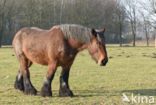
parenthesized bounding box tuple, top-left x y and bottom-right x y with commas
(13, 27, 49, 46)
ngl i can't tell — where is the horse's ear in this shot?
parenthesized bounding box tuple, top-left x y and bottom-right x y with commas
(102, 28, 105, 32)
(91, 29, 97, 37)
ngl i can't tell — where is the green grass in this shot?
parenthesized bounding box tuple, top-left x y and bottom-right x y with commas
(1, 46, 156, 105)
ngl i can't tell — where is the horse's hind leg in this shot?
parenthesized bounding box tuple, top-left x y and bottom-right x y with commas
(14, 70, 24, 91)
(16, 54, 37, 95)
(59, 66, 74, 97)
(14, 61, 32, 92)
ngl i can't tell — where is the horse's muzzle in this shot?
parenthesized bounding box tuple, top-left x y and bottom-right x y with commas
(100, 58, 108, 66)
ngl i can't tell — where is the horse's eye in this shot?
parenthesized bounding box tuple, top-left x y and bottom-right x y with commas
(96, 42, 102, 47)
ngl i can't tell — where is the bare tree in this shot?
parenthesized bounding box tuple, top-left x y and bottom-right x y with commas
(141, 0, 156, 28)
(149, 0, 156, 28)
(116, 0, 126, 46)
(142, 13, 150, 46)
(150, 0, 156, 13)
(125, 0, 137, 46)
(138, 0, 156, 47)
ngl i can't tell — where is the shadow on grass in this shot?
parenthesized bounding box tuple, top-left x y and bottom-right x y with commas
(51, 89, 121, 97)
(8, 88, 120, 98)
(13, 88, 156, 97)
(11, 88, 156, 97)
(73, 90, 108, 97)
(122, 89, 156, 96)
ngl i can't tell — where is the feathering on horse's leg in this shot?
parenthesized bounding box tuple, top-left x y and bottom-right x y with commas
(18, 54, 37, 95)
(59, 66, 74, 97)
(14, 70, 24, 91)
(14, 58, 32, 92)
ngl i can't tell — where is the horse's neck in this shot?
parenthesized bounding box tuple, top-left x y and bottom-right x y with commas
(77, 43, 88, 51)
(68, 38, 88, 52)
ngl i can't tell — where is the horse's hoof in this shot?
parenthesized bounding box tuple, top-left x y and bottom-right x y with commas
(41, 91, 52, 97)
(59, 89, 74, 97)
(14, 79, 24, 91)
(24, 87, 37, 95)
(41, 87, 52, 97)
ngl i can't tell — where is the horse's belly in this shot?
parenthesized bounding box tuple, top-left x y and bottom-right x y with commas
(24, 49, 49, 65)
(29, 55, 48, 65)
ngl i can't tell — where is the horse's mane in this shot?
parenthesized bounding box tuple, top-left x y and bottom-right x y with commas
(59, 24, 92, 43)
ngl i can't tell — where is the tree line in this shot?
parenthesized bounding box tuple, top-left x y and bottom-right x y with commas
(0, 0, 155, 47)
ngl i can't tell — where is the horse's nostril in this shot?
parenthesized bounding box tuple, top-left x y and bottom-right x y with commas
(101, 58, 108, 66)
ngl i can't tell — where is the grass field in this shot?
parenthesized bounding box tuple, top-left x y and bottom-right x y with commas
(1, 46, 156, 105)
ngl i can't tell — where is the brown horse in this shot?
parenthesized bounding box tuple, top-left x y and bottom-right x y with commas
(12, 24, 108, 97)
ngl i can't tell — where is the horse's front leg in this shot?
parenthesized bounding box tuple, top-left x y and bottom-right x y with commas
(59, 66, 74, 97)
(41, 62, 57, 97)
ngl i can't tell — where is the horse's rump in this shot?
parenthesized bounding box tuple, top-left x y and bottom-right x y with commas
(12, 27, 58, 65)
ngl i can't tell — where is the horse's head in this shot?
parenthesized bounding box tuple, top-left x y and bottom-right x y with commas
(88, 28, 108, 66)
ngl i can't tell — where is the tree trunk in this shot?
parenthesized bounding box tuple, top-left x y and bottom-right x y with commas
(119, 15, 122, 47)
(0, 12, 5, 48)
(155, 34, 156, 48)
(133, 10, 136, 47)
(119, 19, 122, 47)
(146, 33, 149, 46)
(131, 20, 136, 47)
(0, 31, 2, 48)
(145, 23, 149, 46)
(133, 32, 136, 47)
(0, 0, 7, 48)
